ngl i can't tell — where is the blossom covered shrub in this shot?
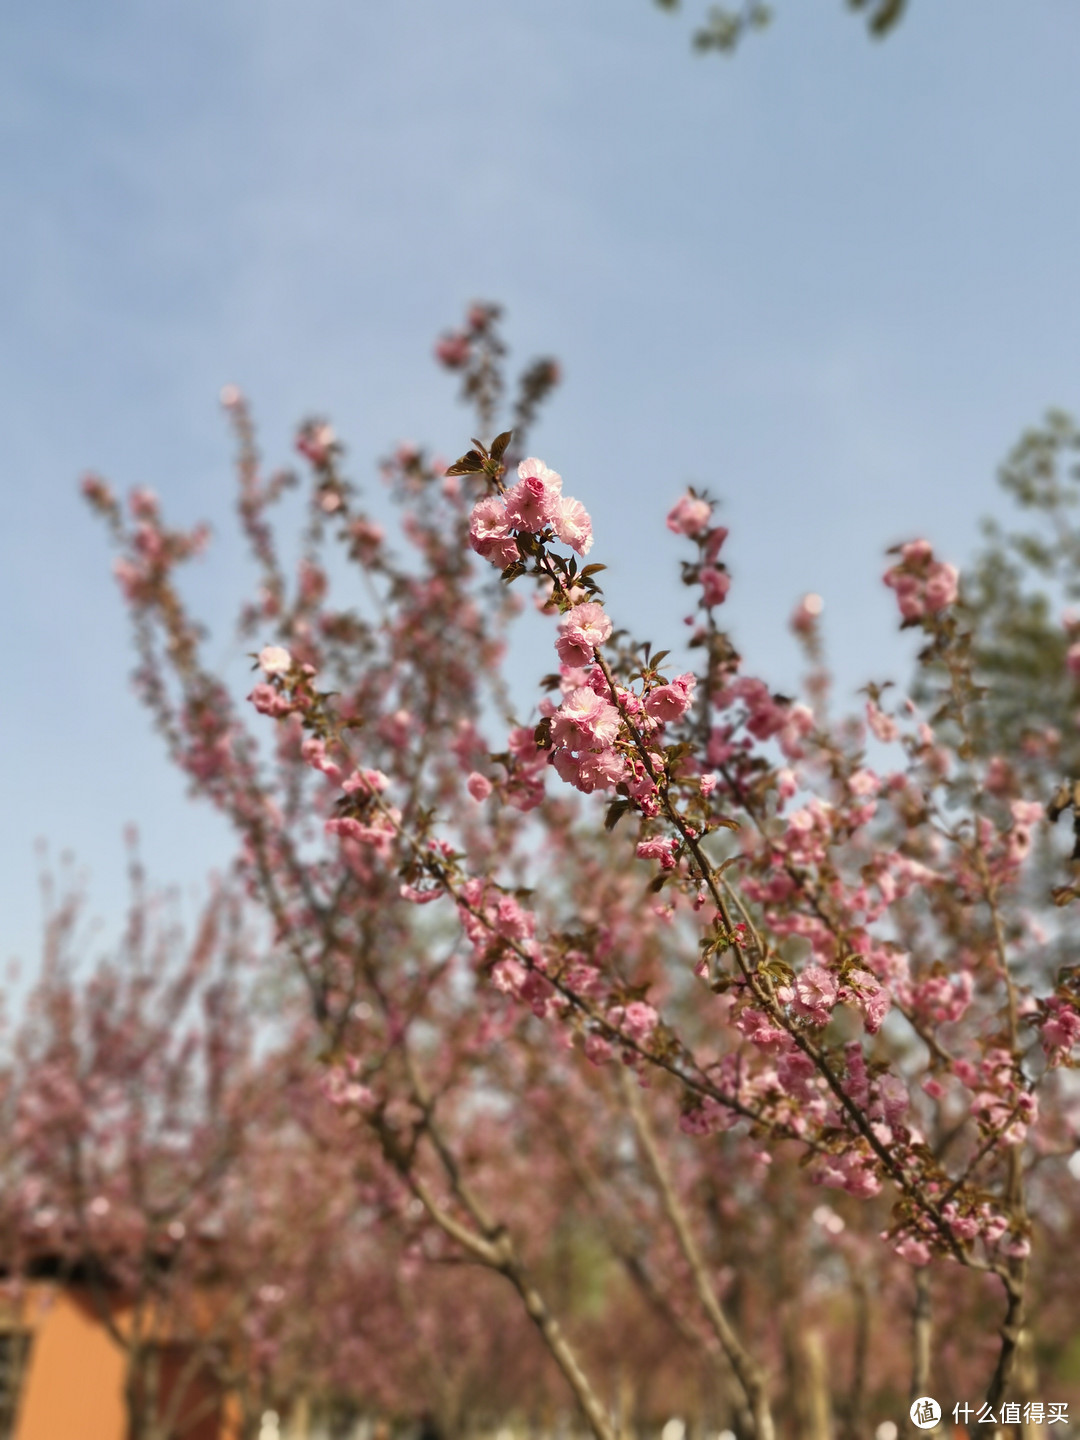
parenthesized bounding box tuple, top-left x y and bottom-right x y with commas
(81, 304, 1080, 1440)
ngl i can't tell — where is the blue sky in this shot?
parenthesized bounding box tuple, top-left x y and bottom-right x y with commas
(3, 0, 1078, 974)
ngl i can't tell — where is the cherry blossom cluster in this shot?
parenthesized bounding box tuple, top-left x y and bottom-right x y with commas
(883, 538, 960, 622)
(469, 455, 594, 561)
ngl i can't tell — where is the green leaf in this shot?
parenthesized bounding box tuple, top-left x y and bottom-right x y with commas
(604, 800, 632, 832)
(446, 450, 485, 476)
(490, 430, 513, 461)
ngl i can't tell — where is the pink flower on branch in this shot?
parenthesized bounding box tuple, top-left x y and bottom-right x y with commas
(606, 1001, 659, 1046)
(550, 687, 622, 750)
(635, 836, 678, 870)
(555, 603, 612, 667)
(700, 567, 731, 608)
(552, 746, 627, 794)
(503, 457, 563, 532)
(551, 494, 594, 555)
(644, 673, 696, 724)
(883, 540, 958, 623)
(666, 492, 712, 536)
(466, 772, 493, 802)
(468, 496, 520, 569)
(792, 966, 838, 1027)
(258, 645, 292, 676)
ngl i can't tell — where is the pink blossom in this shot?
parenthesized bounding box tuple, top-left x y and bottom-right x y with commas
(248, 684, 293, 718)
(399, 884, 441, 905)
(434, 333, 470, 368)
(129, 487, 159, 519)
(349, 518, 385, 551)
(584, 1033, 614, 1067)
(1067, 642, 1080, 679)
(895, 582, 926, 621)
(469, 495, 510, 545)
(325, 813, 398, 856)
(900, 539, 934, 565)
(816, 1151, 881, 1199)
(81, 473, 115, 506)
(468, 497, 521, 569)
(680, 1097, 738, 1136)
(551, 495, 594, 555)
(792, 966, 838, 1025)
(894, 1235, 931, 1267)
(624, 758, 659, 804)
(884, 544, 958, 621)
(342, 768, 390, 795)
(555, 602, 612, 666)
(735, 1009, 788, 1050)
(608, 1001, 659, 1045)
(666, 493, 712, 536)
(847, 768, 880, 798)
(853, 975, 891, 1034)
(552, 746, 627, 794)
(550, 687, 622, 750)
(258, 645, 292, 676)
(777, 1050, 816, 1097)
(866, 701, 898, 743)
(491, 958, 528, 996)
(999, 1235, 1031, 1259)
(924, 561, 959, 612)
(300, 736, 342, 782)
(981, 1211, 1009, 1245)
(467, 772, 493, 802)
(790, 593, 824, 635)
(915, 973, 973, 1031)
(564, 960, 605, 999)
(644, 673, 697, 724)
(876, 1073, 909, 1125)
(493, 894, 535, 940)
(113, 558, 145, 601)
(296, 422, 336, 468)
(503, 457, 563, 532)
(700, 567, 731, 608)
(1040, 997, 1080, 1064)
(507, 725, 544, 764)
(704, 526, 729, 562)
(776, 768, 798, 802)
(636, 836, 677, 870)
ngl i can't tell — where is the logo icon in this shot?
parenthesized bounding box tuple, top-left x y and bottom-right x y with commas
(909, 1398, 941, 1430)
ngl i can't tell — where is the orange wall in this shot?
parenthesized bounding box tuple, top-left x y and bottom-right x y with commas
(14, 1287, 127, 1440)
